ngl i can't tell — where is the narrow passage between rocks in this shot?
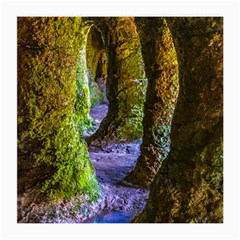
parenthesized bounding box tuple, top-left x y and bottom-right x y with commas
(83, 104, 149, 223)
(17, 17, 224, 225)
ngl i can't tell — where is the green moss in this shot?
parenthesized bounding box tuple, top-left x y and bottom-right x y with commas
(39, 115, 100, 201)
(75, 21, 95, 132)
(18, 17, 100, 201)
(117, 78, 148, 141)
(88, 80, 105, 106)
(114, 18, 146, 140)
(86, 27, 107, 106)
(88, 17, 147, 143)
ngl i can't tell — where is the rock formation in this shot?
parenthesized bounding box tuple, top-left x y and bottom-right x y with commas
(17, 17, 100, 201)
(125, 17, 179, 188)
(86, 17, 147, 145)
(134, 17, 223, 223)
(86, 26, 107, 106)
(17, 17, 223, 223)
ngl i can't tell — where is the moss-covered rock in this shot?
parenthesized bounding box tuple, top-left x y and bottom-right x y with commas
(17, 17, 100, 202)
(125, 18, 179, 188)
(86, 26, 107, 106)
(75, 20, 95, 134)
(86, 17, 147, 145)
(135, 17, 223, 223)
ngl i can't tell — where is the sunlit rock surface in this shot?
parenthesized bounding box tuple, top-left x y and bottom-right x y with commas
(86, 17, 147, 145)
(125, 17, 179, 188)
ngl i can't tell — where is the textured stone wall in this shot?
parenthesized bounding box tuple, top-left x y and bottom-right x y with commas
(135, 17, 223, 223)
(17, 17, 100, 201)
(86, 17, 147, 146)
(75, 20, 95, 133)
(125, 18, 179, 188)
(86, 26, 107, 106)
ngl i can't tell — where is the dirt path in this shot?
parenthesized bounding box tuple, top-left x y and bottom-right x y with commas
(85, 142, 149, 223)
(83, 104, 149, 223)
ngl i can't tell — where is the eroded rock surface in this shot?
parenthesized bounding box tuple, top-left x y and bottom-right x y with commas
(17, 17, 223, 224)
(17, 17, 100, 204)
(135, 17, 223, 223)
(18, 103, 148, 223)
(125, 18, 179, 188)
(86, 26, 107, 106)
(86, 17, 147, 145)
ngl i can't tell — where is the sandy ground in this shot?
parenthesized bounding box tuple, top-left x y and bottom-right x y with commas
(17, 104, 149, 223)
